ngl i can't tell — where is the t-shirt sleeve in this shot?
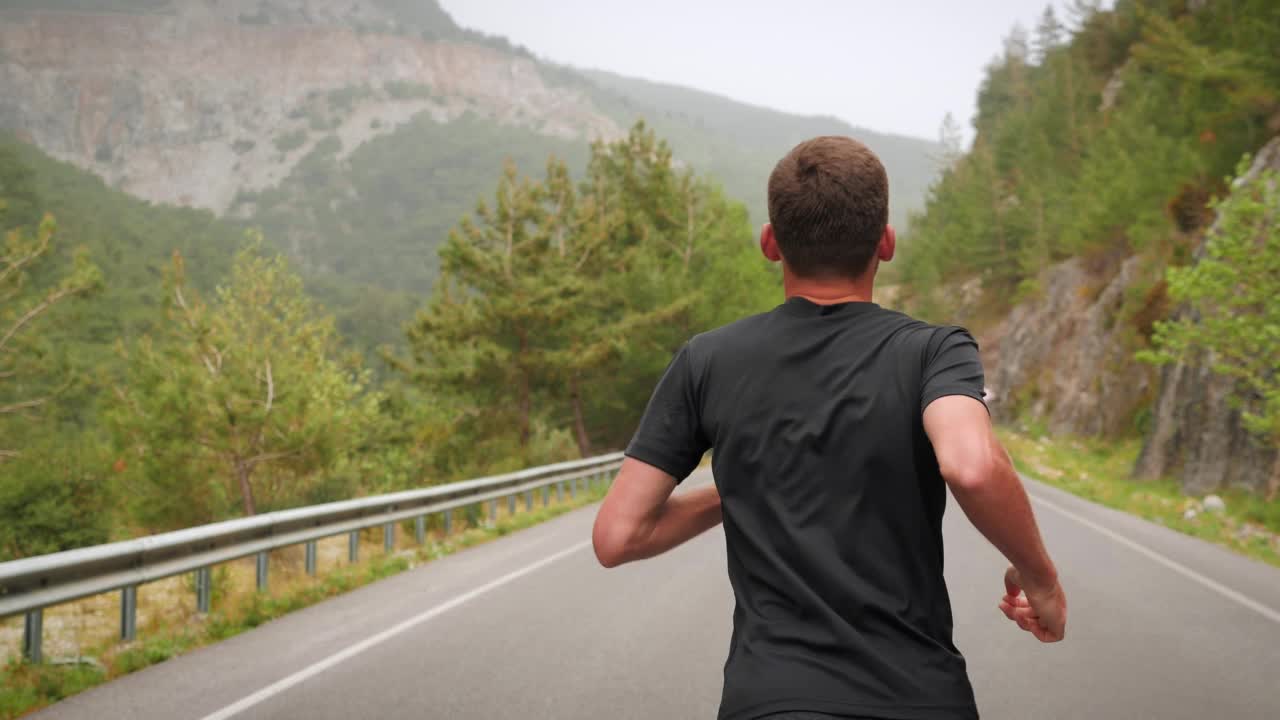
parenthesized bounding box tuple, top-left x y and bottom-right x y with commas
(625, 343, 710, 483)
(920, 326, 988, 415)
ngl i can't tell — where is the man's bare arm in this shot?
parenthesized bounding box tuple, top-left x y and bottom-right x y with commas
(923, 395, 1066, 642)
(592, 457, 721, 568)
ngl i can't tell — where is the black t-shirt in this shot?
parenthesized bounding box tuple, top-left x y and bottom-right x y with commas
(625, 297, 986, 720)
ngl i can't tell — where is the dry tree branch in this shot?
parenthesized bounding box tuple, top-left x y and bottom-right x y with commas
(0, 285, 81, 356)
(0, 226, 53, 288)
(0, 397, 48, 415)
(173, 285, 222, 376)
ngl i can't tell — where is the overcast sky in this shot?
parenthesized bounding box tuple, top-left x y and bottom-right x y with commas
(439, 0, 1080, 144)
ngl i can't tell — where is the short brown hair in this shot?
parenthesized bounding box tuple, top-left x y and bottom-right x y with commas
(767, 136, 889, 279)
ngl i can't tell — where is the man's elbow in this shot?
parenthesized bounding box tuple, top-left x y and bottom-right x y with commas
(593, 534, 624, 568)
(940, 450, 1001, 494)
(591, 518, 632, 568)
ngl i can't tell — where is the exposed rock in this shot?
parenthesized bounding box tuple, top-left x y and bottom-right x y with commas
(1099, 59, 1132, 113)
(1203, 494, 1226, 513)
(0, 3, 622, 213)
(982, 254, 1157, 437)
(1135, 353, 1278, 495)
(1134, 137, 1280, 496)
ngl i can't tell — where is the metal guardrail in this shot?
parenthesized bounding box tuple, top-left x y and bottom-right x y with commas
(1, 452, 624, 663)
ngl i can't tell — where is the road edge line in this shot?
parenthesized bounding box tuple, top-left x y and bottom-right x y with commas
(1029, 492, 1280, 625)
(198, 539, 594, 720)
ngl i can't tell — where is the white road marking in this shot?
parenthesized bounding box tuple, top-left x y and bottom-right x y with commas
(1029, 492, 1280, 625)
(198, 539, 594, 720)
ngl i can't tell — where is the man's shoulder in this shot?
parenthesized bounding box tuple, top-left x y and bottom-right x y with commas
(682, 306, 976, 362)
(876, 308, 977, 348)
(692, 310, 774, 344)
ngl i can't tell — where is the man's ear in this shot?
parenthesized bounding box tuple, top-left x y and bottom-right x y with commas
(878, 225, 896, 263)
(760, 223, 783, 263)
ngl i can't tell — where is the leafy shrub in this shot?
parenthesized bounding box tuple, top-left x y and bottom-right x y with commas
(0, 439, 113, 560)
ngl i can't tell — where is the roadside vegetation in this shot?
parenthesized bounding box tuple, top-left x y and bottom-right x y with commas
(1000, 425, 1280, 569)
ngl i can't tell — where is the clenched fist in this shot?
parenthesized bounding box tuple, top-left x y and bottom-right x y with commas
(999, 566, 1067, 643)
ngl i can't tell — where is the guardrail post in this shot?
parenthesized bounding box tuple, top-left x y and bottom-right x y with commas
(569, 478, 576, 500)
(443, 510, 452, 535)
(121, 585, 138, 642)
(542, 486, 549, 507)
(256, 551, 269, 592)
(558, 481, 564, 503)
(525, 490, 533, 511)
(196, 567, 212, 613)
(305, 542, 317, 576)
(508, 494, 516, 517)
(384, 522, 395, 552)
(348, 531, 359, 563)
(415, 516, 426, 545)
(23, 609, 43, 663)
(489, 499, 497, 524)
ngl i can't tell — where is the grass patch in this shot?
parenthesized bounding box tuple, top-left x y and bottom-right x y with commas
(0, 662, 102, 718)
(1000, 425, 1280, 569)
(0, 483, 609, 718)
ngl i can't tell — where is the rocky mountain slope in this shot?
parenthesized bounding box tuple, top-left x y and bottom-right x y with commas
(0, 1, 620, 213)
(975, 137, 1280, 497)
(0, 0, 940, 314)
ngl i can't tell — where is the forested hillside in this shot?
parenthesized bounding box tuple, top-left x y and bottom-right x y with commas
(0, 122, 775, 559)
(236, 113, 591, 354)
(0, 135, 245, 417)
(898, 0, 1280, 494)
(582, 69, 937, 229)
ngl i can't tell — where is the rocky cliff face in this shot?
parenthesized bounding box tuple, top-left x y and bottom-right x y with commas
(1134, 137, 1280, 496)
(980, 136, 1280, 496)
(0, 2, 620, 212)
(981, 253, 1158, 437)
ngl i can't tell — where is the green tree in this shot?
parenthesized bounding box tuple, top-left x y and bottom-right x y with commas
(0, 151, 108, 559)
(112, 241, 380, 528)
(1033, 5, 1066, 64)
(399, 122, 775, 463)
(1, 212, 102, 458)
(401, 161, 561, 456)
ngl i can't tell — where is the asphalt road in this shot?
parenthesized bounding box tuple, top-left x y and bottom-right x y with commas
(32, 470, 1280, 720)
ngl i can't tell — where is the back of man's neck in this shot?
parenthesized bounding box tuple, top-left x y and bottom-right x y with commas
(783, 275, 875, 305)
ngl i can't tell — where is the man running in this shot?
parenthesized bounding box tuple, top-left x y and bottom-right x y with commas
(592, 136, 1066, 720)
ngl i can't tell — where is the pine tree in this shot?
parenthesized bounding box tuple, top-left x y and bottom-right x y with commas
(1033, 5, 1066, 64)
(936, 112, 966, 171)
(399, 122, 775, 460)
(1, 211, 101, 459)
(112, 241, 379, 527)
(401, 160, 566, 459)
